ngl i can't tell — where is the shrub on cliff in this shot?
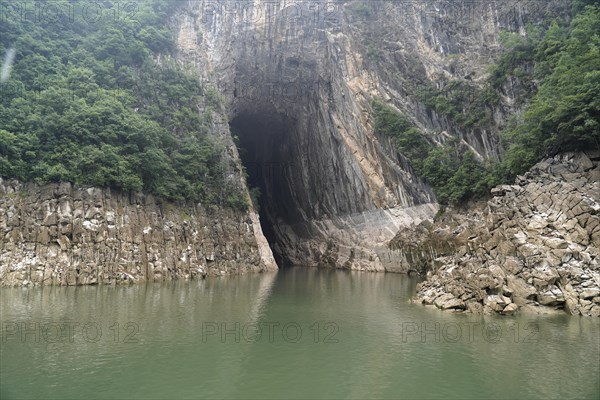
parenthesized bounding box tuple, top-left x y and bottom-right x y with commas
(0, 0, 244, 207)
(374, 5, 600, 205)
(373, 100, 493, 205)
(501, 5, 600, 177)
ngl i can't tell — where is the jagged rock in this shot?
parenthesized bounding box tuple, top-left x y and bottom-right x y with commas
(502, 303, 519, 315)
(538, 286, 565, 306)
(484, 295, 506, 312)
(527, 216, 549, 231)
(573, 152, 595, 171)
(442, 298, 466, 310)
(543, 238, 569, 250)
(413, 153, 600, 317)
(488, 263, 506, 281)
(519, 244, 541, 259)
(492, 185, 516, 197)
(466, 301, 483, 314)
(532, 264, 560, 287)
(502, 257, 522, 275)
(434, 293, 465, 310)
(580, 288, 600, 300)
(0, 179, 278, 287)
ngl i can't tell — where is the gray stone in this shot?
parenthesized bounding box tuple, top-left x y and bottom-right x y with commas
(543, 238, 569, 250)
(573, 152, 594, 171)
(502, 303, 519, 315)
(538, 288, 565, 306)
(580, 288, 600, 300)
(440, 297, 466, 310)
(0, 182, 278, 287)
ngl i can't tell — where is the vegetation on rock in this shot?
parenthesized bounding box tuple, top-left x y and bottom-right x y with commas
(0, 0, 247, 209)
(373, 99, 495, 205)
(501, 4, 600, 178)
(374, 4, 600, 205)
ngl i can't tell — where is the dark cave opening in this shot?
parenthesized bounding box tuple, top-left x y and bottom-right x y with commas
(229, 112, 301, 267)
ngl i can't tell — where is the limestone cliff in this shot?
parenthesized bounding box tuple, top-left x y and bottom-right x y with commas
(172, 0, 569, 269)
(0, 179, 277, 287)
(0, 0, 578, 284)
(175, 0, 440, 269)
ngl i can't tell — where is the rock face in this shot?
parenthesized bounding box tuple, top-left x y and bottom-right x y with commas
(176, 0, 442, 269)
(0, 179, 277, 287)
(414, 152, 600, 317)
(173, 0, 567, 269)
(0, 1, 577, 283)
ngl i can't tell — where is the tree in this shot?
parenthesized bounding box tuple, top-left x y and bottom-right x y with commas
(502, 5, 600, 176)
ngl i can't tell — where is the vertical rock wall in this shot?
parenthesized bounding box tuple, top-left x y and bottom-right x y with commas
(176, 1, 440, 269)
(173, 0, 568, 269)
(0, 179, 277, 287)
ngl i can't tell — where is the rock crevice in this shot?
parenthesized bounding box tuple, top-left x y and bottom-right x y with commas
(414, 152, 600, 316)
(0, 179, 277, 287)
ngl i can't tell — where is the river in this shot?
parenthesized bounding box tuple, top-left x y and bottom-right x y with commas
(1, 267, 599, 399)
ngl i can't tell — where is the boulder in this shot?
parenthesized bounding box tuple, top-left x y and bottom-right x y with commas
(502, 303, 519, 315)
(543, 238, 569, 250)
(580, 288, 600, 300)
(507, 276, 537, 305)
(434, 293, 465, 310)
(484, 295, 506, 312)
(538, 286, 565, 306)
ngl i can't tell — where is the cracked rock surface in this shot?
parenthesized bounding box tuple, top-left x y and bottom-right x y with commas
(414, 152, 600, 316)
(0, 180, 277, 287)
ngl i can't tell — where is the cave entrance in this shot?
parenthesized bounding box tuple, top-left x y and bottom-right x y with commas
(230, 112, 301, 267)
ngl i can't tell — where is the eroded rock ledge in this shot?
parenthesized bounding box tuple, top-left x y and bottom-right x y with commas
(413, 152, 600, 317)
(0, 179, 277, 287)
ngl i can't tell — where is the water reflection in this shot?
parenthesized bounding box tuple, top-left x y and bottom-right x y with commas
(1, 268, 599, 400)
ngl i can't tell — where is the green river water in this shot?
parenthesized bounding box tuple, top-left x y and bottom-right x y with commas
(1, 267, 599, 399)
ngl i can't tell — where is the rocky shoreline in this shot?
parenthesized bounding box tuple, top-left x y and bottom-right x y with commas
(0, 179, 277, 287)
(412, 152, 600, 317)
(2, 149, 598, 321)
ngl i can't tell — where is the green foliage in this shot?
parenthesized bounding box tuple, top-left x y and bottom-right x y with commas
(225, 193, 249, 212)
(0, 0, 246, 208)
(373, 100, 430, 172)
(534, 21, 569, 78)
(489, 31, 537, 89)
(501, 5, 600, 178)
(392, 4, 600, 204)
(204, 86, 225, 112)
(572, 0, 599, 14)
(416, 80, 497, 129)
(373, 100, 494, 205)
